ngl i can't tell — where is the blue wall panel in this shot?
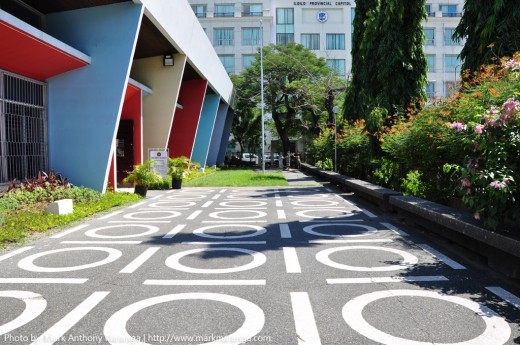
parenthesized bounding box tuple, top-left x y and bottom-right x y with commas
(46, 2, 143, 191)
(217, 110, 235, 165)
(190, 94, 220, 167)
(206, 103, 229, 167)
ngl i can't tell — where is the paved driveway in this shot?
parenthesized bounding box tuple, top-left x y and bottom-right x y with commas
(0, 185, 519, 344)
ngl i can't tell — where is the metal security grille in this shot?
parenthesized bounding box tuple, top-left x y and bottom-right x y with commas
(0, 70, 48, 183)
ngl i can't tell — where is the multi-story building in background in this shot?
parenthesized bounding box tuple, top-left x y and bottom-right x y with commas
(189, 0, 464, 99)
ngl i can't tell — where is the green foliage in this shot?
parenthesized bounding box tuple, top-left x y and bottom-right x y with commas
(345, 0, 427, 121)
(315, 158, 334, 171)
(401, 170, 428, 198)
(0, 191, 140, 244)
(167, 156, 193, 180)
(183, 168, 288, 187)
(122, 160, 162, 187)
(235, 43, 342, 156)
(455, 0, 520, 75)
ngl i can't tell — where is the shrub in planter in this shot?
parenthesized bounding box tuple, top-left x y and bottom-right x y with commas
(168, 156, 197, 189)
(122, 160, 162, 197)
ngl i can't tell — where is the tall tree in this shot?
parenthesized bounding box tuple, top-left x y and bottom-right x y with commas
(238, 43, 336, 158)
(454, 0, 520, 75)
(344, 0, 378, 121)
(345, 0, 427, 121)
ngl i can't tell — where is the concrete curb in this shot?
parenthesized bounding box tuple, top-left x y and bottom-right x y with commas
(300, 163, 520, 278)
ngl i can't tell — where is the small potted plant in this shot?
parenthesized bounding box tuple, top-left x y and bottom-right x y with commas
(122, 160, 162, 197)
(168, 156, 191, 189)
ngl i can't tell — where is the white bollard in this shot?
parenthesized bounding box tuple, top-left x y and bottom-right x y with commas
(46, 199, 73, 215)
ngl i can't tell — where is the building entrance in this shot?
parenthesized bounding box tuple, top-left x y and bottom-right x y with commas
(116, 120, 134, 185)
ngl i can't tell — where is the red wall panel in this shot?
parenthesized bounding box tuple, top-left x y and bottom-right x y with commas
(168, 80, 207, 158)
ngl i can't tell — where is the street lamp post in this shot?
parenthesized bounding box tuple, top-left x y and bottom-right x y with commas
(332, 106, 339, 173)
(260, 20, 265, 173)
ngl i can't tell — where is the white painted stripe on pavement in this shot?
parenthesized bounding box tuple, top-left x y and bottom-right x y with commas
(362, 209, 378, 218)
(212, 194, 221, 200)
(290, 292, 322, 345)
(119, 247, 160, 273)
(275, 193, 281, 199)
(486, 287, 520, 310)
(99, 210, 123, 219)
(0, 246, 33, 262)
(299, 219, 363, 223)
(128, 201, 147, 208)
(151, 194, 163, 200)
(202, 201, 213, 208)
(277, 210, 286, 219)
(202, 220, 267, 223)
(181, 241, 267, 245)
(162, 224, 186, 239)
(187, 210, 203, 220)
(61, 241, 142, 244)
(283, 247, 301, 273)
(51, 225, 89, 239)
(0, 278, 87, 284)
(309, 239, 393, 244)
(417, 244, 466, 269)
(327, 276, 449, 284)
(381, 222, 409, 236)
(279, 224, 292, 239)
(109, 220, 170, 223)
(30, 291, 109, 345)
(276, 200, 283, 207)
(144, 279, 266, 286)
(220, 189, 228, 193)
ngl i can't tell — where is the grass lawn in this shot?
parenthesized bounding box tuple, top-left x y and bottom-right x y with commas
(183, 168, 288, 187)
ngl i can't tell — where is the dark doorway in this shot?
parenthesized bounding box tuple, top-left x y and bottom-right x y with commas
(116, 120, 134, 185)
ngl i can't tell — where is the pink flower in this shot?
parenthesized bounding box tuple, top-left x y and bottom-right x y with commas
(474, 213, 480, 220)
(474, 125, 483, 134)
(450, 122, 465, 132)
(502, 98, 519, 117)
(490, 180, 507, 189)
(461, 178, 471, 187)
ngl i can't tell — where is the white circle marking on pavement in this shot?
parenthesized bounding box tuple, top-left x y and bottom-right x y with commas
(0, 291, 47, 336)
(18, 247, 122, 272)
(316, 246, 418, 271)
(148, 201, 196, 208)
(123, 211, 181, 220)
(165, 248, 266, 274)
(193, 224, 267, 239)
(342, 289, 511, 345)
(219, 201, 267, 208)
(166, 194, 207, 200)
(296, 209, 355, 219)
(104, 293, 265, 345)
(303, 223, 377, 238)
(291, 200, 340, 207)
(85, 224, 159, 239)
(209, 210, 266, 220)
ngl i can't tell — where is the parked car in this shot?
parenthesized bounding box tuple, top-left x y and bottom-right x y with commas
(264, 153, 280, 166)
(241, 153, 257, 163)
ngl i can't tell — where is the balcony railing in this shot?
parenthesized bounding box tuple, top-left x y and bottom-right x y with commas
(427, 11, 435, 17)
(242, 11, 263, 17)
(195, 12, 207, 18)
(214, 12, 235, 17)
(442, 12, 462, 17)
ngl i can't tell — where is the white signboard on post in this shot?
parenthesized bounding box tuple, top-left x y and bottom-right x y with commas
(149, 149, 169, 178)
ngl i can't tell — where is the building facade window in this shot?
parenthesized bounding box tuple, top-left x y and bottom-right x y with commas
(242, 27, 261, 45)
(326, 33, 345, 50)
(426, 4, 435, 17)
(424, 28, 435, 45)
(191, 4, 207, 18)
(440, 5, 460, 17)
(301, 34, 320, 50)
(444, 54, 461, 72)
(276, 8, 294, 45)
(242, 3, 262, 16)
(327, 59, 346, 77)
(0, 71, 48, 183)
(243, 54, 256, 69)
(219, 55, 235, 73)
(427, 54, 436, 72)
(214, 28, 234, 46)
(445, 81, 456, 97)
(426, 82, 435, 98)
(215, 4, 234, 17)
(444, 28, 460, 46)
